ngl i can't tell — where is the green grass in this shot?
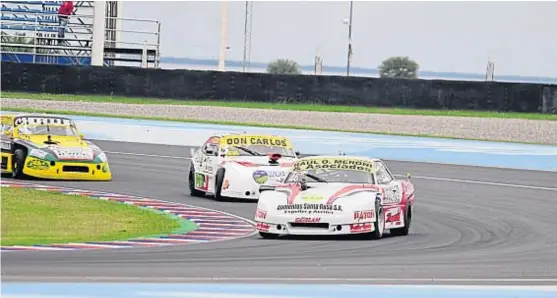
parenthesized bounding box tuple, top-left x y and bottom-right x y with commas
(3, 91, 556, 121)
(0, 187, 197, 246)
(1, 106, 549, 145)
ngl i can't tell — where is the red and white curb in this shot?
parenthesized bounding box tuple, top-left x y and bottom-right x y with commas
(1, 180, 256, 251)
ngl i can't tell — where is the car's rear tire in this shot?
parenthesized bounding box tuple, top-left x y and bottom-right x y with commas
(369, 200, 385, 240)
(188, 167, 205, 197)
(214, 168, 226, 201)
(12, 149, 26, 179)
(259, 232, 279, 239)
(390, 204, 411, 236)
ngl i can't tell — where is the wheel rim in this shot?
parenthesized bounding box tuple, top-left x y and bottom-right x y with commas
(13, 158, 18, 175)
(378, 208, 385, 236)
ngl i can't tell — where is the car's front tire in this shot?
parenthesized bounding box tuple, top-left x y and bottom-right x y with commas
(369, 200, 385, 240)
(390, 204, 412, 236)
(259, 232, 279, 239)
(12, 149, 26, 179)
(214, 168, 226, 201)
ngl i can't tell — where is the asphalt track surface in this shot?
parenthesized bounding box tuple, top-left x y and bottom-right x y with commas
(3, 140, 557, 286)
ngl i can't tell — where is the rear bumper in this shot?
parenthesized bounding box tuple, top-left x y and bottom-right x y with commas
(21, 156, 112, 181)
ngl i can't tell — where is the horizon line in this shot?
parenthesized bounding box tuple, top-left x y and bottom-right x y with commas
(160, 56, 557, 84)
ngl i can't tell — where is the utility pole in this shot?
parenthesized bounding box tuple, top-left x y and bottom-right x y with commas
(242, 1, 253, 72)
(218, 0, 228, 71)
(346, 1, 353, 76)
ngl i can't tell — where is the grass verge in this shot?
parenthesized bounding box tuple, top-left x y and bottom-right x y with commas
(0, 187, 197, 246)
(1, 106, 549, 145)
(3, 91, 556, 121)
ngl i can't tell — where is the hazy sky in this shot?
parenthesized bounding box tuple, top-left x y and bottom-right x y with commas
(122, 1, 556, 77)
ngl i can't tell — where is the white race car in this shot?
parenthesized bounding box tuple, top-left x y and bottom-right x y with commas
(189, 133, 299, 200)
(254, 155, 415, 239)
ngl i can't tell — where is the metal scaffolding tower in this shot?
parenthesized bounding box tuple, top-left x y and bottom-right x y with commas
(242, 1, 253, 72)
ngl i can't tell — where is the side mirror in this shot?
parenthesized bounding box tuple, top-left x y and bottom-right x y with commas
(406, 173, 411, 180)
(259, 185, 276, 193)
(79, 133, 85, 139)
(295, 151, 300, 157)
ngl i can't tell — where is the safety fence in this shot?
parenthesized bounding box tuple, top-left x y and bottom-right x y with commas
(1, 62, 556, 114)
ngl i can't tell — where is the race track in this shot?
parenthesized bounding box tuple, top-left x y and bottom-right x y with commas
(2, 140, 557, 285)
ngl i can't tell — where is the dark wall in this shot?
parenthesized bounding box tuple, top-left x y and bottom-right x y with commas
(2, 62, 556, 113)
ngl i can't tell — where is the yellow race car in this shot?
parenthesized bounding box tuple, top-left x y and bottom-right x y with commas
(1, 113, 112, 181)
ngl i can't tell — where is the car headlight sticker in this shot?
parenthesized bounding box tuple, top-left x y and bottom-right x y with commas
(97, 152, 107, 162)
(29, 149, 48, 159)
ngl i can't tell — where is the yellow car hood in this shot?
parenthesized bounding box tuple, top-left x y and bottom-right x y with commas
(21, 135, 89, 148)
(20, 135, 98, 161)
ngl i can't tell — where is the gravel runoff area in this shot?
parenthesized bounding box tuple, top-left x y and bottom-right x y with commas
(2, 98, 557, 145)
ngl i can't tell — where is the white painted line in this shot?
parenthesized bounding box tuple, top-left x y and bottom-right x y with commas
(106, 151, 557, 192)
(106, 151, 191, 160)
(5, 276, 557, 284)
(396, 174, 557, 192)
(137, 292, 299, 298)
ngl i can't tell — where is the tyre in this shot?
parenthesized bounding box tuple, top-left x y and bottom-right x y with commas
(188, 167, 205, 197)
(213, 168, 226, 201)
(390, 204, 412, 236)
(369, 200, 385, 240)
(259, 232, 279, 239)
(12, 149, 27, 179)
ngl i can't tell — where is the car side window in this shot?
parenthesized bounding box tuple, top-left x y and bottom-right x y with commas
(201, 136, 220, 156)
(1, 124, 13, 136)
(374, 161, 393, 184)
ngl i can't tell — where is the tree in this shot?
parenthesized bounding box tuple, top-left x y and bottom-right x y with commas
(266, 59, 302, 75)
(378, 56, 419, 79)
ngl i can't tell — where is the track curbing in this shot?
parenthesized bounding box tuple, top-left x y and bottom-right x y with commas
(0, 180, 256, 251)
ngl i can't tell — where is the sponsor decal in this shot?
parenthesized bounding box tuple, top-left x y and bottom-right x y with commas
(253, 170, 269, 184)
(254, 170, 287, 184)
(223, 179, 230, 190)
(15, 116, 72, 126)
(0, 141, 11, 150)
(26, 159, 49, 170)
(222, 135, 290, 147)
(293, 157, 375, 173)
(255, 208, 267, 219)
(256, 222, 271, 231)
(294, 217, 321, 223)
(302, 194, 324, 201)
(195, 173, 209, 191)
(52, 148, 94, 160)
(350, 223, 373, 233)
(277, 203, 342, 211)
(29, 149, 48, 159)
(386, 208, 402, 223)
(353, 210, 374, 221)
(268, 170, 287, 179)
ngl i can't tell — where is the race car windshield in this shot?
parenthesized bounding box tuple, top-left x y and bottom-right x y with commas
(229, 145, 296, 157)
(285, 169, 374, 184)
(17, 124, 78, 137)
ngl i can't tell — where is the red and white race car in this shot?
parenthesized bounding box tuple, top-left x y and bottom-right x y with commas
(253, 155, 415, 239)
(189, 133, 299, 201)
